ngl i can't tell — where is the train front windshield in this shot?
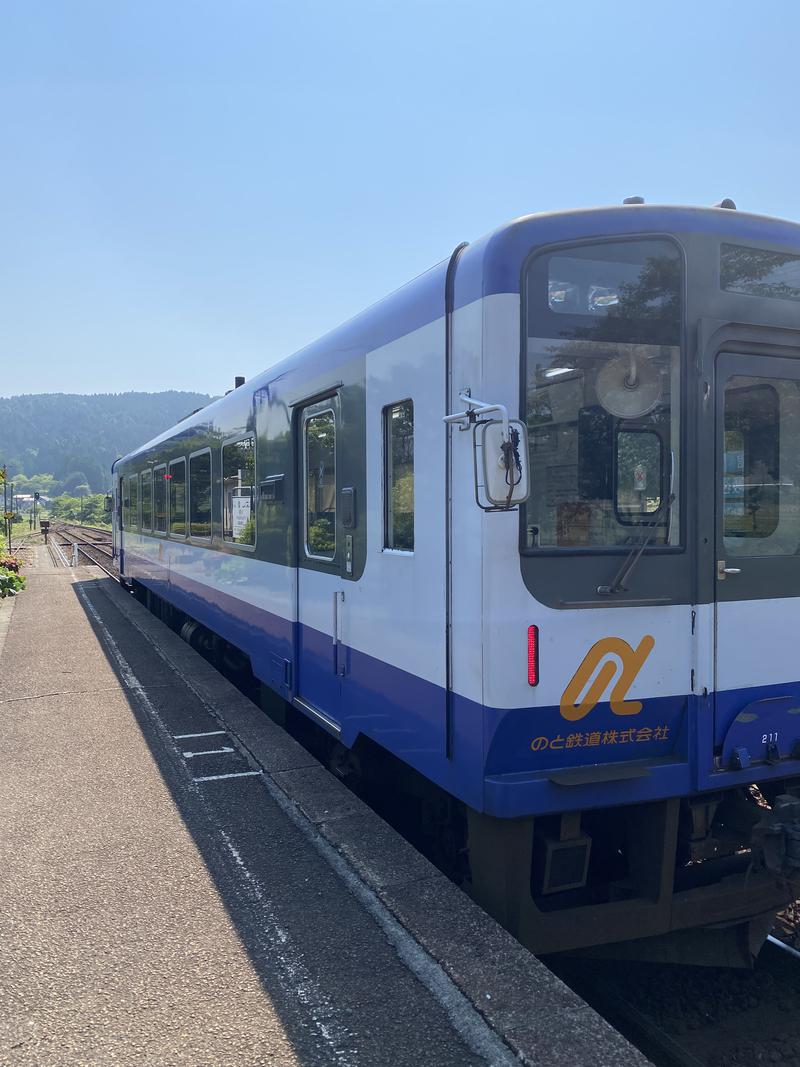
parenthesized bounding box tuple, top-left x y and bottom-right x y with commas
(524, 238, 682, 550)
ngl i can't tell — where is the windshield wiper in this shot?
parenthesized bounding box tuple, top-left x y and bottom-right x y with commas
(597, 451, 675, 597)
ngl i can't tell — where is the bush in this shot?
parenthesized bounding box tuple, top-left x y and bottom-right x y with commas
(0, 567, 25, 597)
(0, 555, 22, 573)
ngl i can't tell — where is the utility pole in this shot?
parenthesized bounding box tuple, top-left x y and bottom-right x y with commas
(1, 466, 9, 552)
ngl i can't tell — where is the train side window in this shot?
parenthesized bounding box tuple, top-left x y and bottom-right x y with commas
(140, 469, 153, 532)
(153, 465, 167, 533)
(129, 474, 139, 531)
(304, 410, 336, 559)
(169, 459, 187, 537)
(384, 400, 414, 551)
(222, 436, 255, 547)
(122, 477, 131, 529)
(189, 450, 212, 539)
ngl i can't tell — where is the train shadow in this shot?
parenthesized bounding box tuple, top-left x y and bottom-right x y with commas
(69, 576, 369, 1066)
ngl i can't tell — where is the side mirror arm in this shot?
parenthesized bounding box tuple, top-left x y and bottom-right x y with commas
(443, 391, 510, 443)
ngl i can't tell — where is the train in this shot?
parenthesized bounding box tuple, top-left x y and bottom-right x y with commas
(113, 201, 800, 966)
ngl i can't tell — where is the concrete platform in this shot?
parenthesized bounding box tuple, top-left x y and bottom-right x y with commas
(0, 557, 649, 1066)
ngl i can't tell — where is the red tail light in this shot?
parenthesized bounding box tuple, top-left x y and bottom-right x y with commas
(528, 625, 539, 686)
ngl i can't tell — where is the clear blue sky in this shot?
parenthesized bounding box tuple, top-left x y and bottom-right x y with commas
(1, 0, 798, 397)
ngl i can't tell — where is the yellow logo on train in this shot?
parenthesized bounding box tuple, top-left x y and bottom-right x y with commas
(559, 636, 655, 722)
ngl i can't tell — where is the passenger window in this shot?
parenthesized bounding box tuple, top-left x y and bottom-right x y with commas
(153, 466, 167, 533)
(304, 410, 336, 559)
(140, 470, 153, 531)
(615, 430, 663, 521)
(129, 474, 139, 530)
(189, 452, 212, 538)
(222, 437, 255, 546)
(384, 400, 414, 551)
(169, 459, 186, 536)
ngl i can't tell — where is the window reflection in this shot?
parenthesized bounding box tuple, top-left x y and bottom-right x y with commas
(385, 400, 414, 551)
(525, 239, 681, 549)
(222, 437, 255, 546)
(189, 452, 212, 538)
(305, 411, 336, 559)
(153, 467, 167, 533)
(129, 475, 139, 531)
(723, 376, 800, 556)
(169, 460, 186, 536)
(140, 470, 153, 531)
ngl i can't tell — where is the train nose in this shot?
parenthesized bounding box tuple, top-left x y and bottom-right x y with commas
(721, 695, 800, 772)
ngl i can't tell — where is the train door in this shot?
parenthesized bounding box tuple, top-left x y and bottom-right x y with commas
(714, 352, 800, 766)
(295, 395, 344, 730)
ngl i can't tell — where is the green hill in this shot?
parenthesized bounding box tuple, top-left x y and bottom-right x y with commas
(0, 391, 215, 493)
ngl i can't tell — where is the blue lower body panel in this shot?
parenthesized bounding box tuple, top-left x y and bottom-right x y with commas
(122, 545, 800, 818)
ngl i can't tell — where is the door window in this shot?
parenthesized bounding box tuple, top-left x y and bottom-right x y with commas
(384, 400, 414, 551)
(304, 410, 336, 559)
(723, 375, 800, 556)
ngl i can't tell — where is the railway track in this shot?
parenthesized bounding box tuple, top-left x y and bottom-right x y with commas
(551, 933, 800, 1067)
(51, 523, 119, 581)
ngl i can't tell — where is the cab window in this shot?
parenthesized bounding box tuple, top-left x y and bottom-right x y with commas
(524, 238, 682, 550)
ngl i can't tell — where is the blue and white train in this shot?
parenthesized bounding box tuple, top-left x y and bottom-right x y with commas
(113, 202, 800, 964)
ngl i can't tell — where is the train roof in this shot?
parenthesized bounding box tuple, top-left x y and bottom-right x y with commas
(115, 202, 800, 471)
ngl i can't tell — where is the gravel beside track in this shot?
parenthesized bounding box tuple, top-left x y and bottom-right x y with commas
(553, 937, 800, 1067)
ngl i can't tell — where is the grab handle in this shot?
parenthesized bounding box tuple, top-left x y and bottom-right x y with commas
(332, 590, 345, 675)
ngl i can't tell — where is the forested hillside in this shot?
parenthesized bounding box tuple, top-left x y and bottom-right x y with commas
(0, 391, 214, 493)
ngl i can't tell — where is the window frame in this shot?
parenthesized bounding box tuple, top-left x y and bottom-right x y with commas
(383, 398, 415, 554)
(152, 463, 168, 535)
(519, 232, 687, 558)
(168, 457, 188, 540)
(302, 406, 337, 562)
(188, 447, 213, 542)
(221, 433, 257, 551)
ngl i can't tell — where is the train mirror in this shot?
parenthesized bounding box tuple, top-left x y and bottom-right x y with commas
(478, 419, 530, 508)
(103, 494, 113, 513)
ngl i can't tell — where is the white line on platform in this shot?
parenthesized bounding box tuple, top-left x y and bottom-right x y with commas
(192, 770, 262, 783)
(182, 747, 234, 758)
(174, 730, 227, 739)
